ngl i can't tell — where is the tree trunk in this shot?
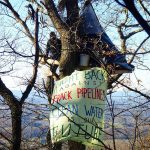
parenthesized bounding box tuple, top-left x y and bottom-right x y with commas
(58, 1, 86, 147)
(46, 76, 62, 150)
(59, 31, 85, 150)
(59, 31, 79, 78)
(45, 1, 85, 149)
(68, 141, 85, 150)
(0, 79, 23, 150)
(10, 102, 22, 150)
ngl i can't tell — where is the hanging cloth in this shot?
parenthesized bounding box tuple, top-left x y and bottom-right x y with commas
(78, 2, 134, 74)
(78, 2, 116, 50)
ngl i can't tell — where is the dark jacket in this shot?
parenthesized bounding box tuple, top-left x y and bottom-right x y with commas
(46, 38, 61, 60)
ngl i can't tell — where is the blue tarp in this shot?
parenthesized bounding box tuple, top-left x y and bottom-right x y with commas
(78, 3, 134, 73)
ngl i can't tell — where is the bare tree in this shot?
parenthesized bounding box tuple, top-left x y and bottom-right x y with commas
(0, 0, 150, 150)
(0, 3, 40, 149)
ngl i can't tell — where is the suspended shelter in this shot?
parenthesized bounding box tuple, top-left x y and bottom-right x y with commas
(78, 2, 134, 74)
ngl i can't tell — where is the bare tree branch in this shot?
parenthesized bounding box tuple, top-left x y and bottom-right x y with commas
(20, 9, 40, 104)
(138, 0, 150, 16)
(0, 1, 8, 7)
(118, 81, 150, 100)
(0, 68, 13, 74)
(42, 0, 68, 33)
(124, 28, 143, 39)
(115, 0, 150, 36)
(0, 78, 19, 108)
(0, 132, 12, 143)
(129, 36, 150, 63)
(2, 0, 35, 43)
(114, 0, 126, 7)
(6, 40, 34, 58)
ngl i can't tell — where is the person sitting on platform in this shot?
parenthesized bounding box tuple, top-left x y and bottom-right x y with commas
(45, 31, 61, 74)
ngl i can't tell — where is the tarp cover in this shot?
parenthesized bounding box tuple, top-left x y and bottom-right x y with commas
(78, 3, 134, 73)
(78, 2, 115, 49)
(50, 67, 107, 147)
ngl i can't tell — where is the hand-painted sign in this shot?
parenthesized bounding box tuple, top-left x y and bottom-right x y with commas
(50, 67, 107, 148)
